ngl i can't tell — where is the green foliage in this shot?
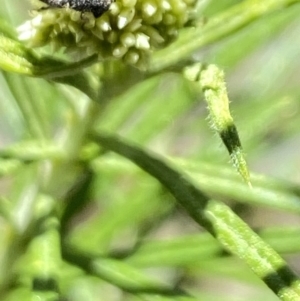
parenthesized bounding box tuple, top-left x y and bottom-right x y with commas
(1, 1, 300, 301)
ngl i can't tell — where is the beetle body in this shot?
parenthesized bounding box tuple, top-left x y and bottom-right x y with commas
(40, 0, 113, 17)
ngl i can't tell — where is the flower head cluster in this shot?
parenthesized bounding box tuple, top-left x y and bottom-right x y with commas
(19, 0, 196, 68)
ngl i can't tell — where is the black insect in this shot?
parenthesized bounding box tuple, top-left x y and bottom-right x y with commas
(40, 0, 114, 18)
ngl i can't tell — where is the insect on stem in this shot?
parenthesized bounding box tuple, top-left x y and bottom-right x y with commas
(39, 0, 114, 18)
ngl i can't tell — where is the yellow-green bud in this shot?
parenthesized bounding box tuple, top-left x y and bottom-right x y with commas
(18, 0, 197, 68)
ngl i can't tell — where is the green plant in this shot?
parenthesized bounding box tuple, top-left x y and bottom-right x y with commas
(0, 0, 300, 300)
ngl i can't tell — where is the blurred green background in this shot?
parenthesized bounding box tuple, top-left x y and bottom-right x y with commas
(1, 1, 300, 300)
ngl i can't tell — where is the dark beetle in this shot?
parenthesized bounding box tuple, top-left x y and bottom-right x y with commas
(40, 0, 114, 18)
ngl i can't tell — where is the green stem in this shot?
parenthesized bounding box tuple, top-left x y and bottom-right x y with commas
(126, 227, 300, 267)
(150, 0, 299, 72)
(16, 195, 62, 301)
(62, 247, 195, 299)
(0, 34, 98, 77)
(91, 155, 300, 213)
(94, 132, 300, 301)
(3, 74, 48, 139)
